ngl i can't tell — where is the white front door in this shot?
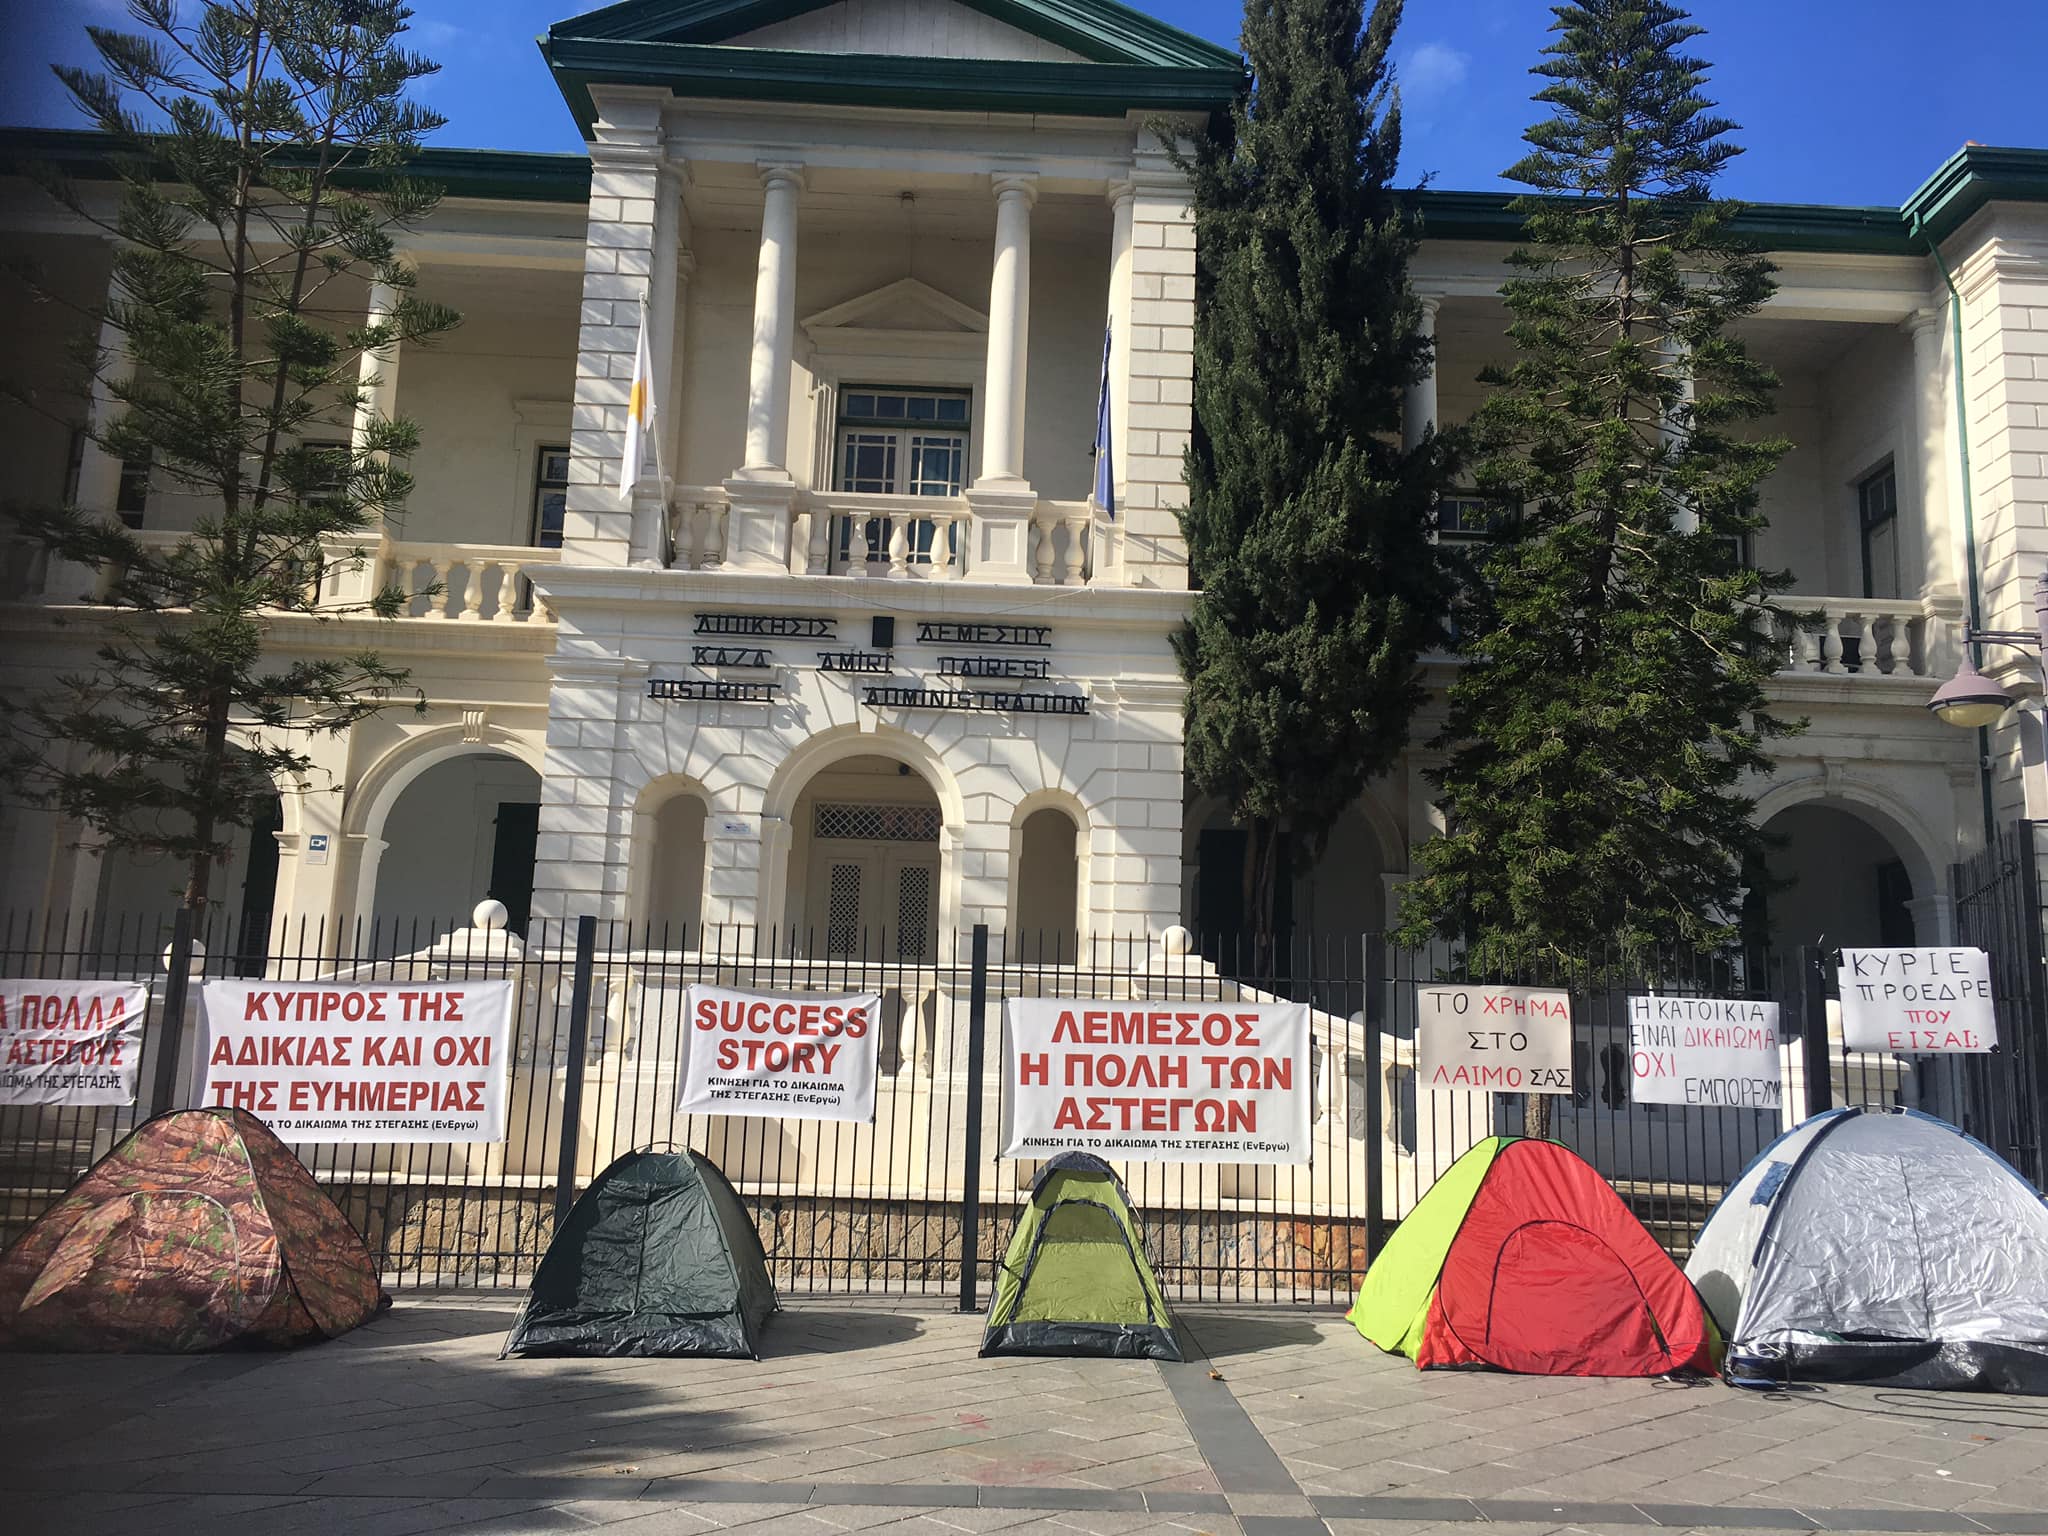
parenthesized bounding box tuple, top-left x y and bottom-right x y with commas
(804, 842, 939, 960)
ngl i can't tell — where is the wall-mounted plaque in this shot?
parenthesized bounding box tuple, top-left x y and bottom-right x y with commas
(914, 622, 1050, 648)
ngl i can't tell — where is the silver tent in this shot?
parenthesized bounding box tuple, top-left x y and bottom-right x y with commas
(1686, 1107, 2048, 1392)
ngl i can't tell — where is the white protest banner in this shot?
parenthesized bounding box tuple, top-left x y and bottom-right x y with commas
(1416, 985, 1573, 1094)
(0, 981, 149, 1106)
(680, 985, 881, 1123)
(1628, 996, 1781, 1109)
(1838, 947, 1996, 1052)
(199, 980, 513, 1141)
(1000, 1000, 1311, 1164)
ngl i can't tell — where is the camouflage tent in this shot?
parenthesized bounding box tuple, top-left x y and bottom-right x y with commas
(0, 1107, 384, 1352)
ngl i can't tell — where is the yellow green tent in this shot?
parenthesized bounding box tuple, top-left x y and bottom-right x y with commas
(980, 1152, 1180, 1360)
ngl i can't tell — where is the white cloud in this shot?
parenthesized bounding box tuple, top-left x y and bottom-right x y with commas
(1403, 41, 1471, 102)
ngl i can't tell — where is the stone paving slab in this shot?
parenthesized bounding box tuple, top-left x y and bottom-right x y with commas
(7, 1296, 2048, 1536)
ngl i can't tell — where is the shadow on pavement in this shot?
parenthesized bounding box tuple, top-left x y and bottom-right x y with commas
(757, 1308, 929, 1356)
(1174, 1308, 1330, 1359)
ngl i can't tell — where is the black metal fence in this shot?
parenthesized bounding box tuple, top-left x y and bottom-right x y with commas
(3, 899, 2044, 1304)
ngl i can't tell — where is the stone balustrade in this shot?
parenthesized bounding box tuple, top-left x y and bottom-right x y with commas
(1771, 596, 1937, 678)
(383, 542, 558, 622)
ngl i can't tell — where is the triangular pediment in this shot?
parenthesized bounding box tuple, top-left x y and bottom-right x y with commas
(731, 1, 1087, 64)
(543, 0, 1243, 137)
(547, 0, 1239, 69)
(803, 277, 988, 337)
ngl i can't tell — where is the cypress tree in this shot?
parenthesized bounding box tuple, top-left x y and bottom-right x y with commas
(1179, 0, 1454, 961)
(1397, 1, 1797, 978)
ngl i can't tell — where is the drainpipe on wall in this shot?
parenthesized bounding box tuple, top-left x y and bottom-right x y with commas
(1911, 213, 2001, 853)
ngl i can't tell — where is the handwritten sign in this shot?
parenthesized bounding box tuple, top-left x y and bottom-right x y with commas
(1838, 948, 1996, 1052)
(1628, 996, 1781, 1108)
(1416, 985, 1573, 1094)
(1001, 1000, 1310, 1163)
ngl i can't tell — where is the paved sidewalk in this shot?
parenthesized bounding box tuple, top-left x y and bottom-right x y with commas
(7, 1297, 2048, 1536)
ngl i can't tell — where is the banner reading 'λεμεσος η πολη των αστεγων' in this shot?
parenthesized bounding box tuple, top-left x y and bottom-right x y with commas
(679, 984, 882, 1123)
(999, 999, 1311, 1163)
(0, 981, 148, 1105)
(198, 980, 513, 1141)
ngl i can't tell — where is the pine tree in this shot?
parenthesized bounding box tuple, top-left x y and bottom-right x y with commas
(1179, 0, 1454, 963)
(4, 0, 458, 935)
(1396, 1, 1797, 982)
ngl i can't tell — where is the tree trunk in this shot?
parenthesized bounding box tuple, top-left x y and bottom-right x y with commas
(1522, 1092, 1553, 1139)
(1241, 814, 1281, 979)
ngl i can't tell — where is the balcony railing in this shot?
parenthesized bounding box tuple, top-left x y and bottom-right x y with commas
(667, 488, 1116, 585)
(383, 542, 557, 623)
(1771, 596, 1938, 679)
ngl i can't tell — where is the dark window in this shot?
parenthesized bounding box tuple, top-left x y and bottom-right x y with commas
(531, 444, 570, 548)
(115, 452, 151, 528)
(1859, 464, 1900, 600)
(832, 388, 970, 568)
(1437, 493, 1511, 544)
(297, 440, 350, 504)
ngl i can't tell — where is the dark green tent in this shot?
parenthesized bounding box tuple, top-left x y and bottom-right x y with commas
(502, 1148, 776, 1359)
(980, 1152, 1181, 1360)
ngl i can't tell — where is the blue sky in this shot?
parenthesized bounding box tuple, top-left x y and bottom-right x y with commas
(8, 0, 2047, 207)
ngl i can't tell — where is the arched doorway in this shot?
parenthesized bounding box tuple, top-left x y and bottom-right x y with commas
(643, 791, 707, 942)
(370, 751, 543, 939)
(1014, 805, 1080, 961)
(92, 773, 282, 974)
(1756, 802, 1922, 956)
(783, 754, 941, 959)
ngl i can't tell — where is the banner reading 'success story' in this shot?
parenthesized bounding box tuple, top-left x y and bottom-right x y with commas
(679, 984, 881, 1123)
(1001, 1000, 1311, 1164)
(199, 980, 513, 1142)
(0, 981, 149, 1106)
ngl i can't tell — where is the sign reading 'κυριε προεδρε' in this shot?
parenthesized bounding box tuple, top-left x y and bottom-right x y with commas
(1837, 947, 1997, 1052)
(1627, 996, 1782, 1109)
(1415, 985, 1574, 1094)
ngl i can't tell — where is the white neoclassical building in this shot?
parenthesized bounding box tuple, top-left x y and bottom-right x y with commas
(3, 0, 2047, 972)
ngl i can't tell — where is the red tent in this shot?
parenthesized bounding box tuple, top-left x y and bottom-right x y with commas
(1349, 1136, 1716, 1377)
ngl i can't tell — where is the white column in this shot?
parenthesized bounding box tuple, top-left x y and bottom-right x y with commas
(75, 292, 133, 517)
(1105, 181, 1136, 497)
(628, 168, 684, 566)
(1402, 295, 1440, 454)
(738, 162, 803, 479)
(977, 173, 1037, 488)
(1907, 306, 1958, 599)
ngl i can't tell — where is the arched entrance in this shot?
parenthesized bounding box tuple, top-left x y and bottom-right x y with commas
(369, 751, 543, 938)
(630, 776, 709, 943)
(1013, 805, 1080, 961)
(783, 754, 941, 959)
(1756, 802, 1923, 956)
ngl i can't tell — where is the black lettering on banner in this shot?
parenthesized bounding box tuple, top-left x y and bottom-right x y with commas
(695, 614, 835, 639)
(914, 622, 1052, 648)
(692, 646, 773, 668)
(649, 679, 778, 703)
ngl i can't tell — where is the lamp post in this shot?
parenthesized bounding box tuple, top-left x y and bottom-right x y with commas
(1926, 568, 2048, 729)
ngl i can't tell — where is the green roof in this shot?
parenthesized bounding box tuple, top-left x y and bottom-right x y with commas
(539, 0, 1245, 131)
(0, 126, 594, 204)
(7, 118, 2048, 263)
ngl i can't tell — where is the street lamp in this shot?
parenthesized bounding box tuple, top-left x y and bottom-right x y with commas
(1927, 569, 2048, 729)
